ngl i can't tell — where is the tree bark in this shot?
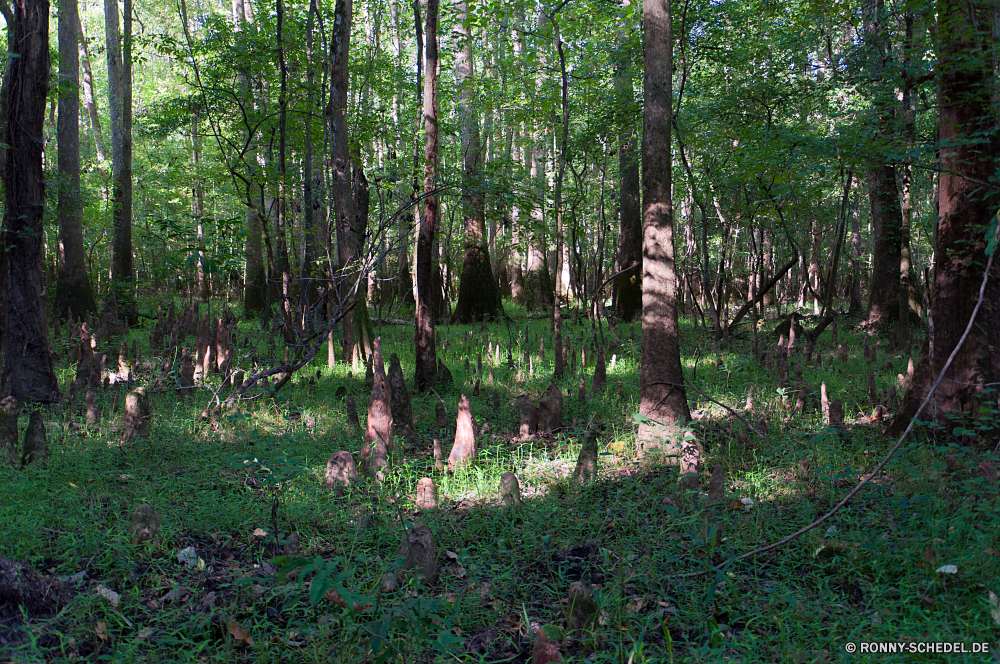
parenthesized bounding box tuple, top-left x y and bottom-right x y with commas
(57, 0, 97, 319)
(614, 131, 642, 322)
(861, 0, 902, 328)
(329, 0, 358, 367)
(231, 0, 265, 314)
(3, 0, 60, 402)
(77, 17, 105, 164)
(105, 0, 134, 317)
(414, 0, 439, 392)
(864, 164, 902, 326)
(638, 0, 690, 459)
(451, 0, 499, 324)
(886, 0, 999, 436)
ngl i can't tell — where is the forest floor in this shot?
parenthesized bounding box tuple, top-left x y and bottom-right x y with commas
(2, 300, 1000, 663)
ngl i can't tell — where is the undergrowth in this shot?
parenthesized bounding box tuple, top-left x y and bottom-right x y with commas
(2, 301, 999, 662)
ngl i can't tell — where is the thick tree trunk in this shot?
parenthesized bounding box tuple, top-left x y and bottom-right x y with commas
(886, 0, 999, 436)
(862, 0, 902, 328)
(3, 0, 60, 402)
(864, 164, 902, 326)
(452, 0, 499, 324)
(414, 0, 439, 391)
(638, 0, 690, 459)
(329, 0, 357, 367)
(105, 0, 134, 317)
(56, 0, 97, 319)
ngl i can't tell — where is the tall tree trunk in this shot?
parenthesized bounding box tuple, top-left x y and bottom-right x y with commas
(192, 112, 208, 301)
(886, 0, 999, 436)
(3, 0, 60, 402)
(864, 164, 902, 326)
(276, 0, 292, 328)
(614, 131, 642, 322)
(329, 0, 357, 366)
(105, 0, 134, 317)
(77, 18, 105, 164)
(548, 8, 569, 377)
(231, 0, 264, 313)
(299, 0, 319, 324)
(414, 0, 439, 391)
(638, 0, 690, 459)
(56, 0, 97, 319)
(452, 0, 500, 324)
(862, 0, 902, 327)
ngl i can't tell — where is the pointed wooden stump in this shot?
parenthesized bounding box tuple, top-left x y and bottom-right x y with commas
(592, 349, 606, 391)
(130, 504, 162, 545)
(388, 352, 413, 434)
(572, 428, 599, 484)
(20, 411, 47, 467)
(122, 387, 152, 444)
(415, 477, 437, 509)
(518, 397, 539, 438)
(566, 581, 597, 632)
(361, 339, 393, 479)
(447, 395, 476, 472)
(538, 384, 563, 434)
(86, 390, 100, 426)
(325, 451, 358, 491)
(499, 472, 523, 506)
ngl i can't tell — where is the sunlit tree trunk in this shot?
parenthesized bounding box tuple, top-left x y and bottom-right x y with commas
(77, 17, 105, 164)
(415, 0, 439, 391)
(57, 0, 97, 319)
(3, 0, 60, 401)
(637, 0, 690, 459)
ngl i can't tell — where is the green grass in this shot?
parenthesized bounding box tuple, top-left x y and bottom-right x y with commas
(2, 301, 1000, 662)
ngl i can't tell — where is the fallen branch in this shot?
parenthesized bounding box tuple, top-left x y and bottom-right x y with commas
(673, 220, 999, 579)
(223, 300, 357, 408)
(725, 254, 799, 335)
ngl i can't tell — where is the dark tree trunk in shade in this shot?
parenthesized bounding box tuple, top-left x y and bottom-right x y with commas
(329, 0, 358, 366)
(452, 0, 500, 324)
(3, 0, 60, 402)
(106, 0, 135, 320)
(414, 0, 439, 391)
(56, 0, 96, 319)
(614, 134, 642, 322)
(861, 0, 901, 328)
(886, 0, 999, 436)
(637, 0, 690, 459)
(864, 164, 902, 326)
